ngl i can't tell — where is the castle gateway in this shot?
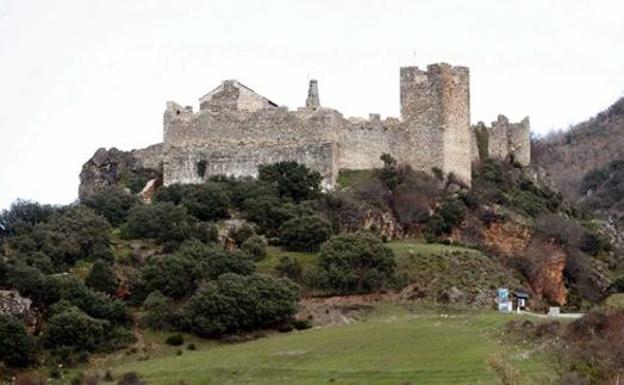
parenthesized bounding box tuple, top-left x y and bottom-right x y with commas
(162, 63, 531, 188)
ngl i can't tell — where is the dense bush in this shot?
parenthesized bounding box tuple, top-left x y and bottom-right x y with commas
(0, 199, 55, 239)
(317, 233, 396, 294)
(242, 196, 297, 237)
(165, 334, 184, 346)
(138, 254, 199, 299)
(230, 223, 255, 246)
(559, 309, 624, 384)
(155, 182, 231, 221)
(425, 198, 467, 238)
(177, 239, 255, 280)
(278, 215, 331, 252)
(141, 291, 175, 330)
(184, 273, 299, 336)
(180, 183, 231, 221)
(7, 264, 60, 306)
(45, 306, 107, 352)
(136, 240, 255, 301)
(85, 259, 117, 295)
(82, 187, 138, 227)
(6, 206, 113, 269)
(57, 277, 129, 324)
(121, 202, 196, 245)
(258, 161, 321, 203)
(0, 315, 36, 367)
(241, 235, 268, 261)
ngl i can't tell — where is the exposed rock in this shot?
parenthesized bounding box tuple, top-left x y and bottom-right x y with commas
(362, 209, 402, 240)
(138, 178, 163, 204)
(0, 290, 32, 316)
(437, 286, 464, 304)
(79, 143, 163, 198)
(483, 221, 532, 258)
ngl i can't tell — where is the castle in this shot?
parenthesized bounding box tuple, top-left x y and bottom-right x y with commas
(162, 63, 530, 188)
(79, 63, 532, 198)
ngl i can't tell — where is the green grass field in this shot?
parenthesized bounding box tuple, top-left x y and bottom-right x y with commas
(83, 240, 547, 385)
(99, 307, 551, 385)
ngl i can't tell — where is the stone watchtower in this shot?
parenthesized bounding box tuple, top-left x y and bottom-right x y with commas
(400, 63, 471, 185)
(306, 80, 320, 110)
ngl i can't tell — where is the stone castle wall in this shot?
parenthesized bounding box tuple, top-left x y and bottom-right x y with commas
(160, 63, 530, 189)
(471, 115, 531, 166)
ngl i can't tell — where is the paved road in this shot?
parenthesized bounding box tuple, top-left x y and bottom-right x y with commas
(518, 310, 584, 320)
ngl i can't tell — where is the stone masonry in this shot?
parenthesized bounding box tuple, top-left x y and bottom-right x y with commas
(80, 63, 531, 196)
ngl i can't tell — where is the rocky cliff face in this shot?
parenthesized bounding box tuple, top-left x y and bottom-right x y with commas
(79, 143, 163, 198)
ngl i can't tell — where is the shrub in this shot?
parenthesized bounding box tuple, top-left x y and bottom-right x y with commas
(117, 372, 146, 385)
(82, 187, 138, 227)
(375, 153, 401, 190)
(165, 334, 184, 346)
(0, 199, 55, 238)
(45, 307, 107, 352)
(241, 235, 268, 261)
(279, 215, 331, 252)
(276, 255, 303, 281)
(0, 315, 36, 367)
(425, 198, 466, 238)
(57, 277, 129, 324)
(139, 254, 198, 299)
(176, 239, 255, 280)
(317, 233, 396, 294)
(141, 290, 174, 330)
(85, 260, 117, 295)
(33, 206, 112, 268)
(196, 160, 207, 178)
(242, 197, 296, 237)
(7, 264, 61, 306)
(187, 343, 196, 351)
(185, 273, 299, 337)
(179, 182, 231, 221)
(230, 223, 255, 246)
(292, 319, 312, 330)
(257, 162, 321, 203)
(121, 202, 196, 245)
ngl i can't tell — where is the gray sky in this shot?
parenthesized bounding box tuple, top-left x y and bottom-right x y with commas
(1, 0, 623, 209)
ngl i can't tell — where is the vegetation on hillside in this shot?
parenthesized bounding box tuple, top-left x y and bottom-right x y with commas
(0, 155, 621, 383)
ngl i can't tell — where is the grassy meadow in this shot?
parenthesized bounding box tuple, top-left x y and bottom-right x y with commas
(98, 307, 551, 385)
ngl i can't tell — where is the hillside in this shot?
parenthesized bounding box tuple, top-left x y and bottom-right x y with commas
(533, 97, 624, 199)
(0, 157, 619, 384)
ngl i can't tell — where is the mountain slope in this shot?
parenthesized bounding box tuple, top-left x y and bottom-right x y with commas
(533, 97, 624, 199)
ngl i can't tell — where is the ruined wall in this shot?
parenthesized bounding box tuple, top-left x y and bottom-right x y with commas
(160, 63, 529, 190)
(164, 102, 338, 148)
(336, 115, 408, 170)
(471, 115, 531, 166)
(165, 142, 336, 187)
(199, 80, 277, 113)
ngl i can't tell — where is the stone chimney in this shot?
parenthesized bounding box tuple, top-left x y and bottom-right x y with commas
(305, 80, 320, 110)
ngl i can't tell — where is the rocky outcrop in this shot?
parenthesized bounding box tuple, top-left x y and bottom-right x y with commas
(0, 290, 32, 316)
(79, 144, 163, 198)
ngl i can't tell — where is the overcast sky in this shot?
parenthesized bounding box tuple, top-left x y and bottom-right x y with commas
(1, 0, 623, 209)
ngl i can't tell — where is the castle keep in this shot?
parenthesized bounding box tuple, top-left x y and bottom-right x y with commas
(79, 62, 532, 198)
(162, 63, 530, 188)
